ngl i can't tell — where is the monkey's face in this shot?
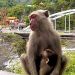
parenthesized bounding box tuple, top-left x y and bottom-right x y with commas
(41, 49, 55, 58)
(29, 10, 49, 31)
(29, 13, 38, 31)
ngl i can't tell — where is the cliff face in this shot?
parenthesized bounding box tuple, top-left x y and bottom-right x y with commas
(0, 33, 17, 70)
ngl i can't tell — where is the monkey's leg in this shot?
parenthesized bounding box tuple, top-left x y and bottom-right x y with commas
(59, 55, 67, 75)
(20, 54, 31, 75)
(39, 65, 52, 75)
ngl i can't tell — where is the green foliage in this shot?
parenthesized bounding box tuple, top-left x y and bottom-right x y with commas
(7, 4, 24, 19)
(0, 0, 7, 7)
(56, 17, 65, 30)
(64, 51, 75, 75)
(3, 33, 26, 56)
(24, 16, 29, 27)
(12, 38, 26, 56)
(7, 0, 16, 7)
(24, 4, 36, 15)
(0, 0, 75, 30)
(0, 15, 2, 21)
(6, 59, 24, 74)
(61, 39, 70, 47)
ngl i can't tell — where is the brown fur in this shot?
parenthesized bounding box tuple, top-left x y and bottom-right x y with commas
(39, 49, 55, 75)
(20, 10, 67, 75)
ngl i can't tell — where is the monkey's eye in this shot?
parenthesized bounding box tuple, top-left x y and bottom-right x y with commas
(30, 14, 37, 20)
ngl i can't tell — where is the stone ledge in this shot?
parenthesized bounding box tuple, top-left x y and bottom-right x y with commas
(0, 70, 20, 75)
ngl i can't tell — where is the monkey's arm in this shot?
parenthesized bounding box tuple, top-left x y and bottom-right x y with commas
(27, 40, 38, 75)
(50, 37, 62, 75)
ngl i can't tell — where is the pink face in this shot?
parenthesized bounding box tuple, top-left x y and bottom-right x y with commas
(29, 14, 38, 31)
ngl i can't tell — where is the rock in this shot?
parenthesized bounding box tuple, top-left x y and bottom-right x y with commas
(0, 70, 20, 75)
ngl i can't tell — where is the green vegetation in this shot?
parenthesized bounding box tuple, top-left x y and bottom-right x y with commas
(2, 33, 26, 56)
(64, 51, 75, 75)
(0, 0, 75, 28)
(5, 51, 75, 75)
(7, 4, 25, 19)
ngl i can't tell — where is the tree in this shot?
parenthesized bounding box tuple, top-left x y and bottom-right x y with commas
(7, 4, 24, 19)
(7, 0, 16, 7)
(0, 0, 7, 7)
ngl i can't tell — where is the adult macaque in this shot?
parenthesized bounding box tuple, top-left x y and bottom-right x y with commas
(21, 10, 67, 75)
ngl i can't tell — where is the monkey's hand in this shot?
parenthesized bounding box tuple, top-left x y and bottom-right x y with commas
(46, 58, 49, 64)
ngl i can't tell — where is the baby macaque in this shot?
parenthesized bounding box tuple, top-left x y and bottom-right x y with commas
(39, 49, 57, 75)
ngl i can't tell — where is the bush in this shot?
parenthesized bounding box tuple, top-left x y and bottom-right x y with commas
(3, 33, 26, 56)
(5, 58, 24, 74)
(24, 16, 29, 27)
(64, 51, 75, 75)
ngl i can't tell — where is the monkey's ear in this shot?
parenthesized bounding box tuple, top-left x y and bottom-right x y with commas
(44, 10, 49, 17)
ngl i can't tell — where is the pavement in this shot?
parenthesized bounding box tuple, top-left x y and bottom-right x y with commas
(0, 70, 20, 75)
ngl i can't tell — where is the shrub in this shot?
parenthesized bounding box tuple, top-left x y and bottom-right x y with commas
(3, 33, 26, 56)
(64, 51, 75, 75)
